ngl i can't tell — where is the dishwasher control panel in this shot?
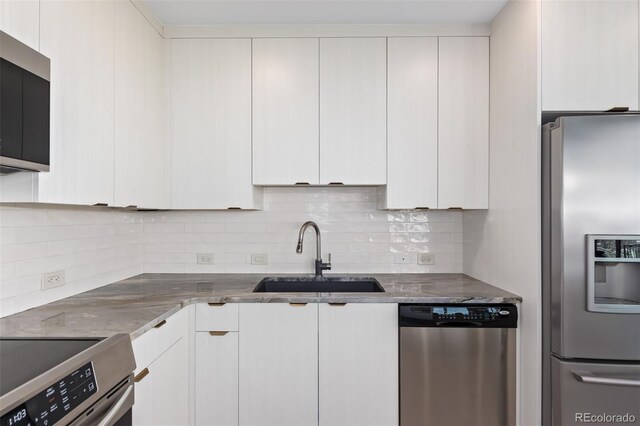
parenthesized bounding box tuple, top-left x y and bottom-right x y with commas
(399, 304, 518, 328)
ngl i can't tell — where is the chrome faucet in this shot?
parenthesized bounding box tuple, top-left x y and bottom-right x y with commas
(296, 221, 332, 276)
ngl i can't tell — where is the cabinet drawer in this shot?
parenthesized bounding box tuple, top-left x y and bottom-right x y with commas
(196, 303, 239, 332)
(132, 307, 187, 375)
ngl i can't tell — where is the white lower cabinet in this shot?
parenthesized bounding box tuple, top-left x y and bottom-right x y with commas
(195, 331, 239, 426)
(238, 303, 318, 426)
(319, 303, 399, 426)
(133, 337, 189, 426)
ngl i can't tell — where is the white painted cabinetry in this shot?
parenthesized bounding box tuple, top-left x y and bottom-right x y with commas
(132, 308, 189, 426)
(319, 38, 387, 185)
(114, 0, 167, 209)
(252, 38, 320, 185)
(542, 0, 639, 111)
(38, 0, 116, 206)
(385, 37, 438, 209)
(170, 39, 260, 209)
(438, 37, 489, 209)
(318, 303, 399, 426)
(0, 0, 39, 50)
(238, 303, 318, 426)
(195, 331, 239, 426)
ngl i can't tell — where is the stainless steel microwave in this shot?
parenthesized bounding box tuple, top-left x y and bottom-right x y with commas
(0, 31, 50, 172)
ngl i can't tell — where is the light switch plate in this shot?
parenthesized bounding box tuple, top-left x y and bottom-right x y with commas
(251, 253, 268, 265)
(42, 270, 65, 290)
(418, 253, 436, 265)
(197, 254, 215, 265)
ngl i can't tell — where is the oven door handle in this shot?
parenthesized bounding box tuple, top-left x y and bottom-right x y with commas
(96, 384, 134, 426)
(573, 371, 640, 387)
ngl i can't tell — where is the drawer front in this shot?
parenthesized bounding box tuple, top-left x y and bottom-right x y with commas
(551, 357, 640, 426)
(132, 308, 187, 375)
(196, 303, 239, 332)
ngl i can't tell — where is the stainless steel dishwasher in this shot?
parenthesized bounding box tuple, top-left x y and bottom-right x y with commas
(399, 304, 518, 426)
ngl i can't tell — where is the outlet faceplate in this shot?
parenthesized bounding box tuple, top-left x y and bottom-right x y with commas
(251, 253, 268, 265)
(41, 270, 65, 290)
(197, 254, 215, 265)
(418, 253, 436, 265)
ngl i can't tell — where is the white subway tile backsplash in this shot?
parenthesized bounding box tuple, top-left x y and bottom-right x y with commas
(1, 187, 463, 317)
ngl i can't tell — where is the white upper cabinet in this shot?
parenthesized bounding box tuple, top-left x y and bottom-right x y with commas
(542, 0, 639, 111)
(239, 303, 318, 426)
(0, 0, 39, 50)
(114, 0, 167, 209)
(438, 37, 489, 209)
(170, 39, 260, 209)
(319, 38, 387, 185)
(38, 0, 116, 206)
(319, 303, 399, 426)
(386, 37, 438, 209)
(252, 38, 320, 185)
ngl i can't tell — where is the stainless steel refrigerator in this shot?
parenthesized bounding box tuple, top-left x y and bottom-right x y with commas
(542, 114, 640, 425)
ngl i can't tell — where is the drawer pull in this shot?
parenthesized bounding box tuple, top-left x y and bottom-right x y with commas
(328, 182, 344, 185)
(573, 372, 640, 387)
(295, 182, 310, 185)
(289, 303, 307, 307)
(328, 303, 347, 306)
(447, 207, 463, 210)
(154, 320, 167, 329)
(415, 207, 430, 210)
(209, 331, 229, 336)
(227, 207, 241, 210)
(134, 368, 149, 383)
(208, 302, 225, 307)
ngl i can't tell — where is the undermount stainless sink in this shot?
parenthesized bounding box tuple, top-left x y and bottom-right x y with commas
(252, 276, 385, 293)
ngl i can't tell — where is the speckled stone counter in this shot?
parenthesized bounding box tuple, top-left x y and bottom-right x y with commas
(0, 273, 521, 339)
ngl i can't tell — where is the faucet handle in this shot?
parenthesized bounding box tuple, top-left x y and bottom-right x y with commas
(328, 253, 332, 263)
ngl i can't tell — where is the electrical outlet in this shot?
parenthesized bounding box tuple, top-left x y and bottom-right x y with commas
(251, 253, 268, 265)
(395, 254, 414, 264)
(41, 313, 66, 331)
(41, 270, 65, 290)
(197, 254, 215, 265)
(418, 253, 436, 265)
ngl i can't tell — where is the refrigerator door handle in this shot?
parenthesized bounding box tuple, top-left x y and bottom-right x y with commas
(573, 371, 640, 387)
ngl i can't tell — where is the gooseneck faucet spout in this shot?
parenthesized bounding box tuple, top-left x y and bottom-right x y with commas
(296, 221, 331, 276)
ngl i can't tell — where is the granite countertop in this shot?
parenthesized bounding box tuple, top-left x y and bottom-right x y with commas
(0, 273, 521, 339)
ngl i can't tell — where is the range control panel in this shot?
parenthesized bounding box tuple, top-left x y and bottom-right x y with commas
(1, 362, 97, 426)
(399, 304, 518, 328)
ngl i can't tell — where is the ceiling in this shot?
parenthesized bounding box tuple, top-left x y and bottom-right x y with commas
(145, 0, 509, 26)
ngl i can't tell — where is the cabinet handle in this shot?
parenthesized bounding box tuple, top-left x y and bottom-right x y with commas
(605, 106, 629, 112)
(208, 302, 225, 307)
(295, 182, 310, 185)
(447, 207, 463, 210)
(415, 207, 430, 210)
(227, 207, 241, 210)
(209, 331, 229, 336)
(93, 203, 109, 207)
(154, 320, 167, 329)
(289, 303, 307, 307)
(328, 182, 344, 185)
(134, 368, 149, 383)
(328, 303, 347, 306)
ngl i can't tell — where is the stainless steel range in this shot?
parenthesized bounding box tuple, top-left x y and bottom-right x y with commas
(542, 114, 640, 425)
(0, 334, 135, 426)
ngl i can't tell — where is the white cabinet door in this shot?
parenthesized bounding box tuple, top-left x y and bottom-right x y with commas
(0, 0, 39, 50)
(542, 0, 639, 111)
(253, 38, 319, 185)
(195, 332, 238, 426)
(133, 337, 189, 426)
(318, 303, 398, 426)
(114, 1, 167, 209)
(38, 0, 115, 206)
(386, 37, 438, 209)
(170, 39, 259, 209)
(239, 303, 318, 426)
(438, 37, 489, 209)
(319, 38, 387, 185)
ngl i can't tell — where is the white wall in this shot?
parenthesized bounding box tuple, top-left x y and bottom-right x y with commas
(463, 1, 541, 425)
(0, 205, 143, 317)
(144, 187, 462, 274)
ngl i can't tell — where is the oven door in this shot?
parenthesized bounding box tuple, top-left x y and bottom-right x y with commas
(551, 357, 640, 426)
